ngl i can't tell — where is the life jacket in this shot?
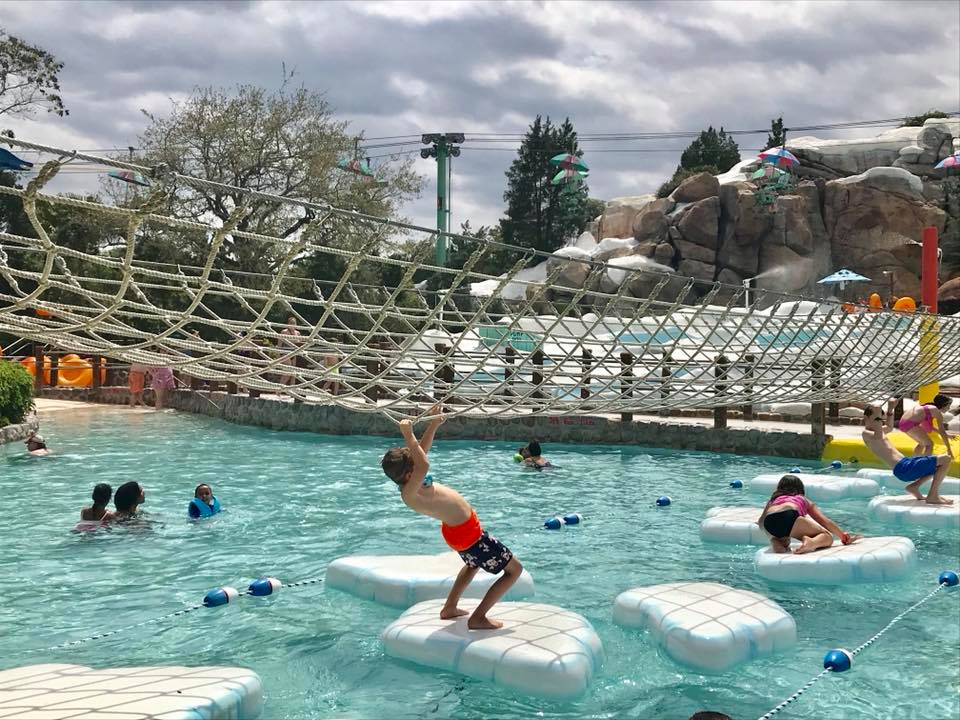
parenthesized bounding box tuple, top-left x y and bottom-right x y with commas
(188, 496, 221, 518)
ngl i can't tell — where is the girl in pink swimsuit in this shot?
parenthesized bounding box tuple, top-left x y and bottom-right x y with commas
(897, 395, 953, 457)
(758, 475, 861, 555)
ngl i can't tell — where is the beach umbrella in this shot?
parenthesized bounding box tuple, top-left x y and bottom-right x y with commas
(759, 147, 799, 168)
(551, 168, 587, 186)
(549, 152, 589, 172)
(0, 148, 33, 172)
(934, 153, 959, 170)
(817, 268, 871, 293)
(750, 165, 786, 180)
(108, 169, 151, 187)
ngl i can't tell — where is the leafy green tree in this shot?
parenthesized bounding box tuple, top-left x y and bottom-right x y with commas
(900, 109, 950, 127)
(500, 115, 595, 260)
(764, 116, 786, 150)
(0, 29, 68, 120)
(124, 78, 422, 276)
(679, 126, 741, 172)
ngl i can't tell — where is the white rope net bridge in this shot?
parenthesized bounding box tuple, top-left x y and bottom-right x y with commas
(1, 137, 959, 422)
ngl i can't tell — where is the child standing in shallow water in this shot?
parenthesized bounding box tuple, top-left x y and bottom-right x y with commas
(381, 406, 523, 630)
(758, 475, 861, 554)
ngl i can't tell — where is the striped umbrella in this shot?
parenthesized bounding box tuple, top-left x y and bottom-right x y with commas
(551, 168, 588, 186)
(549, 152, 589, 172)
(934, 153, 959, 170)
(108, 169, 151, 187)
(758, 147, 799, 168)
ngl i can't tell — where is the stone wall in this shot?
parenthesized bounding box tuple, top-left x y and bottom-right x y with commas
(40, 387, 830, 460)
(0, 417, 39, 445)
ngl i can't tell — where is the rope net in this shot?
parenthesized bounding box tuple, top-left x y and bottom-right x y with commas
(2, 137, 959, 421)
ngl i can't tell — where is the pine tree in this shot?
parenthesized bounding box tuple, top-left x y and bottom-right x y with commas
(501, 116, 593, 259)
(679, 126, 741, 173)
(765, 116, 786, 150)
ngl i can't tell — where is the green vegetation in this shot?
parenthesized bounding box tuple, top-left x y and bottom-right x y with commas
(899, 110, 950, 127)
(0, 29, 67, 121)
(657, 126, 740, 198)
(0, 360, 33, 427)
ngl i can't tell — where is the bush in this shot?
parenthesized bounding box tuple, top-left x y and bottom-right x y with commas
(0, 360, 34, 427)
(657, 165, 720, 198)
(899, 109, 950, 127)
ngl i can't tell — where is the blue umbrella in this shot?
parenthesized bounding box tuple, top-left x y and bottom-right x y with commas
(817, 269, 871, 284)
(0, 148, 33, 172)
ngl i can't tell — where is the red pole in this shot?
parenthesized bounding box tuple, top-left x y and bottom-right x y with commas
(921, 226, 938, 313)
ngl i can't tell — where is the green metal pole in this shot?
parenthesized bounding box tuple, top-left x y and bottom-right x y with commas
(435, 139, 448, 267)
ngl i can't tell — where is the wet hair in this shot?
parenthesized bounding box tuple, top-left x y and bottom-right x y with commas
(527, 441, 542, 457)
(688, 712, 733, 720)
(194, 483, 211, 497)
(114, 481, 142, 513)
(769, 474, 805, 504)
(92, 483, 112, 506)
(381, 447, 413, 486)
(517, 446, 530, 458)
(932, 394, 952, 411)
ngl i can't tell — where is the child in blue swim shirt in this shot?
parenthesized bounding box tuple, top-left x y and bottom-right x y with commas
(188, 483, 221, 518)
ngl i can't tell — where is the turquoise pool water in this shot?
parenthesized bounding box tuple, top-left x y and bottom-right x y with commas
(2, 408, 958, 720)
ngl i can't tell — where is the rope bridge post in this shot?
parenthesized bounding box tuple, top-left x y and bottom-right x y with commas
(811, 358, 826, 435)
(92, 356, 102, 391)
(503, 346, 516, 397)
(532, 349, 545, 399)
(580, 349, 593, 400)
(828, 357, 841, 420)
(33, 343, 44, 393)
(434, 343, 455, 402)
(659, 350, 672, 417)
(49, 351, 59, 388)
(742, 353, 755, 421)
(620, 351, 634, 423)
(714, 354, 730, 430)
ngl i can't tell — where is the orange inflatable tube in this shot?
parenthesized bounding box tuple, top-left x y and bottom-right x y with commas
(892, 296, 916, 312)
(20, 356, 52, 384)
(57, 355, 106, 388)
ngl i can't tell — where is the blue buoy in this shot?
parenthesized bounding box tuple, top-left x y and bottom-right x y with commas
(422, 474, 433, 488)
(939, 570, 959, 587)
(823, 648, 853, 672)
(203, 586, 239, 608)
(729, 479, 743, 489)
(656, 496, 672, 507)
(831, 460, 843, 469)
(790, 467, 802, 473)
(544, 517, 564, 530)
(563, 513, 583, 526)
(248, 577, 282, 597)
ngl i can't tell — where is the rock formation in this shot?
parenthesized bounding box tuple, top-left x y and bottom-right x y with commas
(580, 118, 958, 305)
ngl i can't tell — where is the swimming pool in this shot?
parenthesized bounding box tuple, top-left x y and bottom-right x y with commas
(2, 407, 958, 720)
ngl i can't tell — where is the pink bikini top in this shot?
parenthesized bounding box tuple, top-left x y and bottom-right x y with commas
(898, 405, 934, 433)
(769, 494, 811, 516)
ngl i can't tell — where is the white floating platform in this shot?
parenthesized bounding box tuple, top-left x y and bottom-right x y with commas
(326, 552, 535, 608)
(381, 599, 603, 700)
(857, 468, 960, 494)
(0, 664, 262, 719)
(749, 473, 880, 501)
(867, 495, 960, 529)
(755, 536, 916, 584)
(700, 507, 767, 545)
(612, 582, 796, 673)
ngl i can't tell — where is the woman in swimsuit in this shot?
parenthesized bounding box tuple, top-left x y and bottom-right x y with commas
(897, 394, 953, 457)
(757, 475, 861, 555)
(80, 483, 114, 523)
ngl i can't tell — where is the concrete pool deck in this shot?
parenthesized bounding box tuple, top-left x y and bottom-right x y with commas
(33, 389, 869, 460)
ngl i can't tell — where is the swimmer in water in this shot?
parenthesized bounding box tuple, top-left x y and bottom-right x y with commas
(521, 440, 551, 469)
(80, 483, 114, 522)
(381, 405, 523, 630)
(757, 475, 862, 554)
(24, 431, 50, 456)
(188, 483, 220, 518)
(113, 481, 146, 521)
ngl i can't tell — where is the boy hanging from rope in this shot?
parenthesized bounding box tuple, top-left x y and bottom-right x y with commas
(380, 405, 523, 629)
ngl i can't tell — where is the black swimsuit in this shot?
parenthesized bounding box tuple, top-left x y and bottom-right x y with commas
(763, 508, 799, 539)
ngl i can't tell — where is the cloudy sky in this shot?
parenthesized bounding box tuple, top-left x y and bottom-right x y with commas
(3, 0, 959, 230)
